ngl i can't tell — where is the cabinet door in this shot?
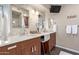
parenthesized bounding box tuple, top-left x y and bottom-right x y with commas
(0, 46, 9, 55)
(49, 33, 56, 51)
(21, 37, 41, 55)
(32, 38, 41, 55)
(44, 40, 49, 54)
(49, 38, 54, 51)
(23, 45, 32, 55)
(50, 33, 56, 47)
(21, 40, 32, 55)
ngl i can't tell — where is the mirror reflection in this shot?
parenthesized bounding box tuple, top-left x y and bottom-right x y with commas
(12, 11, 22, 28)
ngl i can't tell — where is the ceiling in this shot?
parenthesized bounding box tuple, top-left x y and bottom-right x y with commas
(42, 4, 62, 9)
(12, 4, 62, 14)
(42, 4, 51, 9)
(13, 4, 50, 13)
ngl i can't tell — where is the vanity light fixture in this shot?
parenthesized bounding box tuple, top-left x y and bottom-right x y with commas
(31, 9, 35, 14)
(5, 40, 9, 44)
(50, 18, 54, 24)
(23, 14, 27, 16)
(12, 20, 16, 24)
(36, 11, 39, 15)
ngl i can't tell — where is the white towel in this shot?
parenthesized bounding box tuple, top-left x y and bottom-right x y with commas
(66, 25, 72, 34)
(72, 25, 78, 34)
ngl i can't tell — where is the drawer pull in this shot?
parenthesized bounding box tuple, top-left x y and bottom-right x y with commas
(8, 45, 16, 50)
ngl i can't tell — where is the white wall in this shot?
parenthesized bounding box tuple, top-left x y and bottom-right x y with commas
(52, 5, 79, 52)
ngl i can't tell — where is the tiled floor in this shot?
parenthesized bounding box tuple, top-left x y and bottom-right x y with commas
(59, 51, 72, 55)
(48, 47, 79, 55)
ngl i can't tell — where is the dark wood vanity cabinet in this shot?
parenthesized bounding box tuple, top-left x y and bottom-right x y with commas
(41, 33, 56, 54)
(0, 37, 41, 55)
(0, 46, 8, 55)
(21, 37, 41, 55)
(0, 33, 55, 55)
(0, 43, 21, 55)
(49, 33, 56, 51)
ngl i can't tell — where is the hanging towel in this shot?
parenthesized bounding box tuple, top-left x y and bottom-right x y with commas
(72, 25, 78, 34)
(66, 25, 72, 34)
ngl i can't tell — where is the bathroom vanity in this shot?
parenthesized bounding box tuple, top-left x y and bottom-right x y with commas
(0, 32, 56, 55)
(41, 33, 56, 54)
(0, 37, 41, 55)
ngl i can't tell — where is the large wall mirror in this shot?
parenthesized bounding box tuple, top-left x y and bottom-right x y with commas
(12, 11, 22, 28)
(11, 5, 29, 35)
(37, 12, 45, 32)
(0, 6, 4, 38)
(11, 6, 23, 35)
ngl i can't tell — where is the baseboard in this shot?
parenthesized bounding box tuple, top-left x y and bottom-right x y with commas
(56, 45, 79, 54)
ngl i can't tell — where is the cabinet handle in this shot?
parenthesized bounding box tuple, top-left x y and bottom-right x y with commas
(31, 46, 34, 53)
(8, 45, 17, 50)
(34, 46, 36, 51)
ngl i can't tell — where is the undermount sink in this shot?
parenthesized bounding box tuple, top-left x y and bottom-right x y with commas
(41, 34, 50, 42)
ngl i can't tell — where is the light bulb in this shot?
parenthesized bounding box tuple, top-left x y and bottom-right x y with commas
(36, 11, 39, 15)
(31, 9, 35, 14)
(12, 21, 15, 24)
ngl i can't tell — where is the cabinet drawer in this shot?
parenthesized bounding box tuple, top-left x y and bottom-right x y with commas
(0, 46, 9, 55)
(0, 43, 20, 55)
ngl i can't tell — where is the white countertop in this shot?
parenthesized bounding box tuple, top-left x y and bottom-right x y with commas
(0, 32, 55, 47)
